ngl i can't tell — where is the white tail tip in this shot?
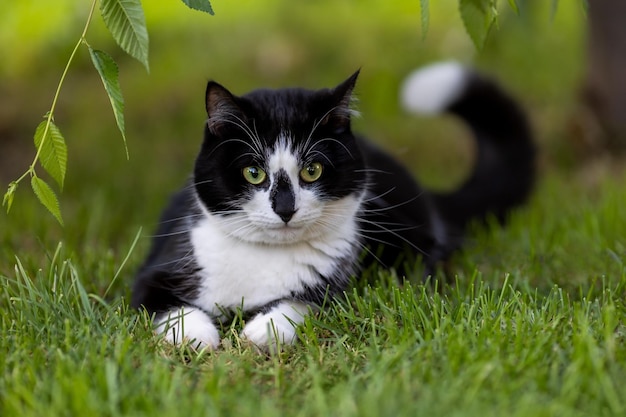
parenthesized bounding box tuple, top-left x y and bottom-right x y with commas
(400, 61, 468, 115)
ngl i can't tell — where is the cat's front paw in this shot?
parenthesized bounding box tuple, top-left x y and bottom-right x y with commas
(155, 307, 220, 350)
(241, 301, 309, 351)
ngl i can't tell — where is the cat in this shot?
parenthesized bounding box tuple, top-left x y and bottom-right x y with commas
(131, 62, 535, 351)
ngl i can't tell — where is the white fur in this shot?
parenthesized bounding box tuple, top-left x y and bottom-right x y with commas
(190, 193, 361, 315)
(156, 133, 364, 349)
(400, 61, 467, 115)
(241, 300, 309, 351)
(155, 307, 220, 350)
(267, 136, 300, 182)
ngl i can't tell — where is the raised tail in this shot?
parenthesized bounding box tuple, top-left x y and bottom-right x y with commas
(401, 62, 536, 230)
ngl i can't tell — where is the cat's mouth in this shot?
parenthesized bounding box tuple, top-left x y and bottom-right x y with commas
(265, 217, 306, 230)
(275, 222, 299, 228)
(263, 222, 310, 243)
(270, 223, 303, 233)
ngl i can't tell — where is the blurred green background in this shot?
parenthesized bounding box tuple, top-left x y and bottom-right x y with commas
(0, 0, 586, 286)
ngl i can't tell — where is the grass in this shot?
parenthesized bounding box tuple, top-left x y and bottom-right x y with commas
(2, 0, 624, 416)
(1, 169, 625, 417)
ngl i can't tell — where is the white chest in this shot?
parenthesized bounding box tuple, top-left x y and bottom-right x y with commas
(189, 214, 356, 316)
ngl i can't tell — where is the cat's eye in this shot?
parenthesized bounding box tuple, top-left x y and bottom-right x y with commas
(300, 162, 323, 183)
(242, 166, 267, 185)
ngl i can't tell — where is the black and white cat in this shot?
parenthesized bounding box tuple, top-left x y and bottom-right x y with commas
(132, 62, 535, 350)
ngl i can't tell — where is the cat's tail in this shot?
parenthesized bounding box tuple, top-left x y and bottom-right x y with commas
(401, 61, 536, 231)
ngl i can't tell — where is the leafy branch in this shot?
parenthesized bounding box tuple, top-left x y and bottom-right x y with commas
(2, 0, 213, 225)
(421, 0, 564, 49)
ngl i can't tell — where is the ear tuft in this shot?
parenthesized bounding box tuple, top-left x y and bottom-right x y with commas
(205, 81, 245, 134)
(321, 70, 360, 132)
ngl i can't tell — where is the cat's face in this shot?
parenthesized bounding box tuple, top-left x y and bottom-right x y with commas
(193, 73, 367, 245)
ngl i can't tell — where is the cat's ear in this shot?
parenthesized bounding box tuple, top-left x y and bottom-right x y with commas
(321, 70, 360, 132)
(205, 81, 245, 134)
(333, 69, 360, 107)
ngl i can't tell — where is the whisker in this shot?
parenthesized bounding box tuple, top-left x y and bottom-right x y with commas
(250, 119, 266, 157)
(359, 221, 426, 256)
(151, 251, 196, 269)
(310, 217, 390, 266)
(178, 180, 211, 193)
(318, 210, 420, 235)
(156, 213, 205, 225)
(362, 187, 397, 203)
(316, 207, 427, 257)
(307, 150, 336, 168)
(310, 137, 355, 160)
(300, 107, 337, 155)
(149, 229, 192, 238)
(354, 168, 393, 175)
(215, 138, 262, 158)
(177, 249, 200, 271)
(362, 193, 424, 214)
(221, 112, 265, 156)
(356, 221, 421, 235)
(354, 233, 400, 250)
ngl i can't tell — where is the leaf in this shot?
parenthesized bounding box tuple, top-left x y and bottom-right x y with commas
(89, 47, 128, 158)
(31, 176, 63, 225)
(508, 0, 519, 14)
(3, 181, 18, 213)
(459, 0, 498, 49)
(100, 0, 150, 71)
(34, 119, 68, 189)
(181, 0, 215, 15)
(419, 0, 429, 39)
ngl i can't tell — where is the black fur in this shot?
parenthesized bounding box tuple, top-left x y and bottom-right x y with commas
(132, 67, 534, 316)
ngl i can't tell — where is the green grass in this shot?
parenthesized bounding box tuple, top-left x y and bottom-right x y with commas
(2, 0, 625, 416)
(1, 170, 625, 417)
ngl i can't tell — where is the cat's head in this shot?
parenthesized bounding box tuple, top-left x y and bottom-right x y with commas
(193, 72, 367, 244)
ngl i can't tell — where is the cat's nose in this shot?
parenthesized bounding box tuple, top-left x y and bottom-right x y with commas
(275, 208, 296, 224)
(271, 169, 297, 224)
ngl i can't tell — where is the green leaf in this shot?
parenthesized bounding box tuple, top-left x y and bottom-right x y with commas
(419, 0, 430, 39)
(31, 176, 63, 225)
(508, 0, 519, 14)
(34, 119, 68, 189)
(89, 47, 128, 158)
(459, 0, 498, 49)
(100, 0, 149, 71)
(181, 0, 215, 14)
(3, 181, 18, 213)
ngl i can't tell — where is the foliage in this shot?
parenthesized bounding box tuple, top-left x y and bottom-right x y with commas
(182, 0, 215, 14)
(2, 0, 213, 224)
(100, 0, 151, 71)
(459, 0, 500, 48)
(451, 0, 567, 49)
(89, 47, 127, 156)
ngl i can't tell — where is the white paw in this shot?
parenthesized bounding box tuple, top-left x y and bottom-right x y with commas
(241, 301, 309, 351)
(155, 307, 220, 350)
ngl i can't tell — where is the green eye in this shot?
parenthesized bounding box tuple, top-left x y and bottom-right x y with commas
(300, 162, 323, 183)
(242, 166, 267, 185)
